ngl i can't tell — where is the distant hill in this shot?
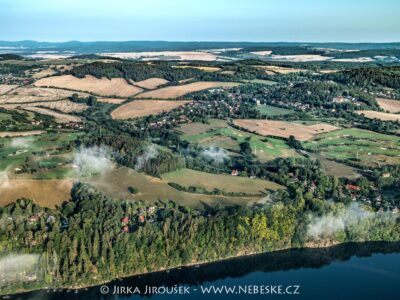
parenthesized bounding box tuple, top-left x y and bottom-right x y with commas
(0, 53, 23, 61)
(0, 40, 399, 54)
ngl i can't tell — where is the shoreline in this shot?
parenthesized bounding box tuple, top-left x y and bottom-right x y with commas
(3, 239, 384, 297)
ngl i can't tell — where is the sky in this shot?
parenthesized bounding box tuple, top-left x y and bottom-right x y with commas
(0, 0, 399, 42)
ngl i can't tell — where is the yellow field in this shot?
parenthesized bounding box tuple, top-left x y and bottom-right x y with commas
(376, 98, 400, 113)
(111, 100, 192, 119)
(356, 110, 400, 121)
(31, 68, 57, 79)
(0, 179, 73, 208)
(130, 78, 169, 89)
(34, 75, 143, 97)
(234, 119, 339, 141)
(135, 81, 239, 99)
(172, 65, 221, 72)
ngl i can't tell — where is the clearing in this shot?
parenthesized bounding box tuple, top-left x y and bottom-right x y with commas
(234, 119, 339, 141)
(34, 75, 143, 97)
(135, 81, 239, 99)
(111, 100, 192, 120)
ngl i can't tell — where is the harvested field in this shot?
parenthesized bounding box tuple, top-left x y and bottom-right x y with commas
(0, 131, 44, 138)
(97, 97, 126, 104)
(250, 51, 272, 56)
(234, 119, 339, 141)
(86, 168, 267, 208)
(1, 99, 86, 113)
(130, 78, 169, 89)
(98, 51, 218, 61)
(0, 179, 73, 208)
(135, 81, 239, 99)
(255, 65, 306, 74)
(172, 66, 221, 72)
(20, 106, 82, 123)
(356, 110, 400, 121)
(31, 100, 87, 113)
(162, 168, 283, 194)
(31, 68, 57, 79)
(0, 87, 89, 104)
(34, 75, 143, 97)
(331, 57, 374, 63)
(0, 84, 18, 95)
(111, 100, 192, 119)
(376, 98, 400, 113)
(268, 55, 332, 62)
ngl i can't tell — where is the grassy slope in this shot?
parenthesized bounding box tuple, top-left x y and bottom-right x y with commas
(161, 168, 283, 194)
(304, 128, 400, 167)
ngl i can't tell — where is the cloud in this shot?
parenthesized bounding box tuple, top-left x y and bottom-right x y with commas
(10, 137, 34, 148)
(0, 168, 11, 189)
(73, 146, 113, 177)
(134, 145, 159, 171)
(307, 203, 373, 239)
(202, 147, 228, 163)
(0, 254, 39, 283)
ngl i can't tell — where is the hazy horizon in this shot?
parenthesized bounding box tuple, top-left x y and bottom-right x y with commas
(1, 0, 399, 43)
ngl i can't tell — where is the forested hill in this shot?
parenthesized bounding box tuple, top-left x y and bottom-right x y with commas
(0, 183, 398, 294)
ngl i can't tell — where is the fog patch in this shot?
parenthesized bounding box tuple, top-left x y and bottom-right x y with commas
(0, 254, 39, 282)
(202, 147, 228, 163)
(307, 203, 373, 239)
(73, 146, 113, 177)
(135, 145, 159, 171)
(10, 137, 34, 148)
(0, 168, 11, 189)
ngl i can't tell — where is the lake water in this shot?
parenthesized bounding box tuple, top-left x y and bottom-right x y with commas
(9, 242, 400, 300)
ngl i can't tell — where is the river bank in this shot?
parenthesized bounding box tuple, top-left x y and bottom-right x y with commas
(3, 240, 397, 297)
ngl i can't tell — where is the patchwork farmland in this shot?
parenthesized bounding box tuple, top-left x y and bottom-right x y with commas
(34, 75, 143, 97)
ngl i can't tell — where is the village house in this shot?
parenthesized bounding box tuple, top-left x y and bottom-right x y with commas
(231, 169, 239, 176)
